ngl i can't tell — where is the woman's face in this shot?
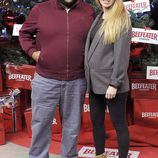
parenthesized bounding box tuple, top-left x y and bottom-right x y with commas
(99, 0, 115, 9)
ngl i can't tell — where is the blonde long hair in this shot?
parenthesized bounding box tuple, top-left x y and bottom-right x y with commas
(96, 0, 131, 45)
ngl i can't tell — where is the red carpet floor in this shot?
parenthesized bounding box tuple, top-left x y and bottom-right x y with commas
(5, 128, 158, 158)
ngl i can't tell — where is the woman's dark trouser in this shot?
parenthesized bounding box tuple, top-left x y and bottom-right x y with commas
(89, 91, 130, 158)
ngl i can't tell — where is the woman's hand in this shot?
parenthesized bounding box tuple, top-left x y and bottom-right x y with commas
(32, 51, 41, 62)
(105, 85, 117, 99)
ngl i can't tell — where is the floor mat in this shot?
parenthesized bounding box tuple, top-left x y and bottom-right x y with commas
(5, 129, 158, 158)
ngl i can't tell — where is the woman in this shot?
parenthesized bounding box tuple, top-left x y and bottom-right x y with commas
(84, 0, 132, 158)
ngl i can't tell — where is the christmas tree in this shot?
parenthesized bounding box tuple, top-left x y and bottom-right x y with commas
(0, 0, 44, 65)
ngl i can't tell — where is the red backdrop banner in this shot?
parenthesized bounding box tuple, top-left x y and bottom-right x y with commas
(81, 93, 92, 132)
(134, 99, 158, 128)
(5, 64, 35, 90)
(0, 109, 5, 145)
(131, 79, 158, 99)
(0, 65, 3, 92)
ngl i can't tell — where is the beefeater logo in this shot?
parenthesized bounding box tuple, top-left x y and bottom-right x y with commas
(8, 73, 32, 81)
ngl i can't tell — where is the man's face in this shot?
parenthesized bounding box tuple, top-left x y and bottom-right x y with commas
(64, 0, 74, 3)
(59, 0, 77, 7)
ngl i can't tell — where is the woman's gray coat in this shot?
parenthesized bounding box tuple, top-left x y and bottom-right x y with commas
(84, 12, 132, 94)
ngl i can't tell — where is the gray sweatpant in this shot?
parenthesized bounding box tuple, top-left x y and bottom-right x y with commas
(29, 73, 86, 158)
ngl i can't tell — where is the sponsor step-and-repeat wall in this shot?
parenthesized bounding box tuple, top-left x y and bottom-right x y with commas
(0, 0, 158, 157)
(130, 67, 158, 129)
(134, 99, 158, 128)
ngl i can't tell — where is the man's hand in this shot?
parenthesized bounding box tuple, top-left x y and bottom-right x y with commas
(105, 85, 117, 99)
(32, 51, 41, 62)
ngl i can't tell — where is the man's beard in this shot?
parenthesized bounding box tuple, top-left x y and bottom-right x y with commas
(59, 0, 78, 8)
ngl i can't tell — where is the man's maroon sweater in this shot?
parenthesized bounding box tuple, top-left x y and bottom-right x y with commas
(19, 0, 94, 80)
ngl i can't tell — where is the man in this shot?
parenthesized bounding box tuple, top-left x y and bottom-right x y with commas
(19, 0, 94, 158)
